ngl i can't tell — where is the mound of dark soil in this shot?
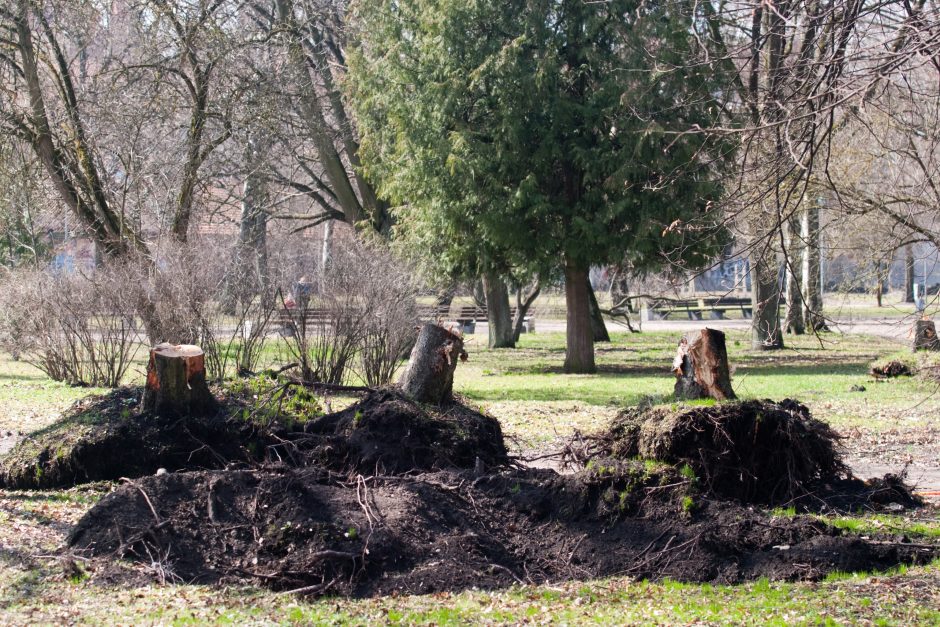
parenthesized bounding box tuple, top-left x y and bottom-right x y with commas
(68, 464, 935, 596)
(297, 389, 508, 474)
(586, 400, 846, 504)
(0, 385, 509, 489)
(871, 360, 913, 378)
(0, 388, 261, 489)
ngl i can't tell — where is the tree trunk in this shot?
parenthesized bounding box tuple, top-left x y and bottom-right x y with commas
(318, 219, 333, 294)
(875, 261, 886, 308)
(672, 328, 736, 401)
(142, 343, 216, 417)
(750, 252, 784, 350)
(233, 135, 270, 304)
(511, 280, 541, 343)
(784, 210, 805, 334)
(803, 202, 828, 331)
(913, 320, 940, 351)
(483, 273, 514, 348)
(564, 260, 596, 373)
(587, 276, 611, 342)
(275, 0, 366, 227)
(398, 324, 466, 404)
(904, 245, 915, 303)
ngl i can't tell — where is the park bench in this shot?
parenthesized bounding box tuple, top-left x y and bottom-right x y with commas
(417, 304, 535, 334)
(276, 307, 331, 336)
(453, 305, 535, 334)
(644, 296, 757, 321)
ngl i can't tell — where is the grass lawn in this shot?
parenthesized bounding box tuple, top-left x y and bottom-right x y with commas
(1, 328, 939, 624)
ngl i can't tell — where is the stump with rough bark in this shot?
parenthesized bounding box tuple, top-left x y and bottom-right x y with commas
(142, 343, 216, 416)
(398, 324, 466, 404)
(913, 320, 940, 351)
(672, 328, 736, 401)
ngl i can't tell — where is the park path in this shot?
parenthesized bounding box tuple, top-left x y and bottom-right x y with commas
(506, 315, 914, 343)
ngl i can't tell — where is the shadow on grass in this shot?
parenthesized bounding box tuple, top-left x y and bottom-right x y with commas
(462, 361, 876, 405)
(0, 372, 50, 383)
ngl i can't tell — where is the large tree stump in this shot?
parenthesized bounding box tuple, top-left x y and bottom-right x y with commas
(913, 320, 940, 351)
(672, 328, 736, 401)
(142, 343, 216, 416)
(398, 324, 466, 404)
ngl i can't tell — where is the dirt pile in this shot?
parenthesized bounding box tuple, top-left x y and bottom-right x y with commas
(296, 389, 508, 474)
(0, 384, 507, 489)
(31, 389, 936, 596)
(68, 464, 935, 596)
(0, 388, 260, 489)
(581, 399, 846, 504)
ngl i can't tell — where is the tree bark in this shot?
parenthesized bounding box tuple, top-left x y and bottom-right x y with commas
(587, 277, 611, 342)
(483, 273, 514, 348)
(672, 328, 736, 401)
(564, 260, 596, 373)
(750, 252, 784, 350)
(803, 201, 828, 331)
(511, 280, 541, 343)
(874, 260, 886, 308)
(913, 320, 940, 351)
(904, 245, 915, 303)
(398, 324, 466, 404)
(142, 343, 216, 417)
(784, 210, 805, 334)
(275, 0, 366, 227)
(234, 135, 270, 301)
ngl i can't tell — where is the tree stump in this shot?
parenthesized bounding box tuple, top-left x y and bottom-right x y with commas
(912, 320, 940, 351)
(672, 328, 736, 401)
(142, 343, 216, 416)
(398, 324, 467, 404)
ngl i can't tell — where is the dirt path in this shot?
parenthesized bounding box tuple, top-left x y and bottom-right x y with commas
(491, 316, 915, 343)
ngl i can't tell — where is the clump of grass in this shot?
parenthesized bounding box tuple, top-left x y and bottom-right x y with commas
(819, 514, 940, 539)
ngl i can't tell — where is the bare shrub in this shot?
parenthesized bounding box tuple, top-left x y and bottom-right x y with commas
(281, 249, 363, 385)
(125, 238, 281, 381)
(354, 243, 420, 387)
(279, 238, 420, 386)
(0, 265, 140, 387)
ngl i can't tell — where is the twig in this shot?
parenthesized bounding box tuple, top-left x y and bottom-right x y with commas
(285, 377, 373, 394)
(488, 563, 526, 585)
(566, 534, 587, 567)
(120, 477, 165, 528)
(278, 575, 341, 597)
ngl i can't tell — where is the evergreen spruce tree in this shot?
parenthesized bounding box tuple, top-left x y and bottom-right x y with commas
(349, 0, 734, 372)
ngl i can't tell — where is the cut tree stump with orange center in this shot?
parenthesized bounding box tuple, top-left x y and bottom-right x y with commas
(142, 343, 216, 416)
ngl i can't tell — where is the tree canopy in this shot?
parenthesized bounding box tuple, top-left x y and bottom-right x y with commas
(348, 0, 735, 372)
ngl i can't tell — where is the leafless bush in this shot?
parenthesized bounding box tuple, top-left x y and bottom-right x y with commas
(281, 249, 362, 386)
(354, 243, 420, 386)
(279, 239, 420, 386)
(124, 238, 280, 381)
(0, 265, 140, 387)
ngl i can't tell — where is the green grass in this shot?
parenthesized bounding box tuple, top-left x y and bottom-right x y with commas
(820, 514, 940, 539)
(2, 566, 939, 625)
(457, 330, 939, 432)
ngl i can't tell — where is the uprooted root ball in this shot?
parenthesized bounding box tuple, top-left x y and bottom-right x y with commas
(586, 399, 847, 503)
(0, 384, 509, 489)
